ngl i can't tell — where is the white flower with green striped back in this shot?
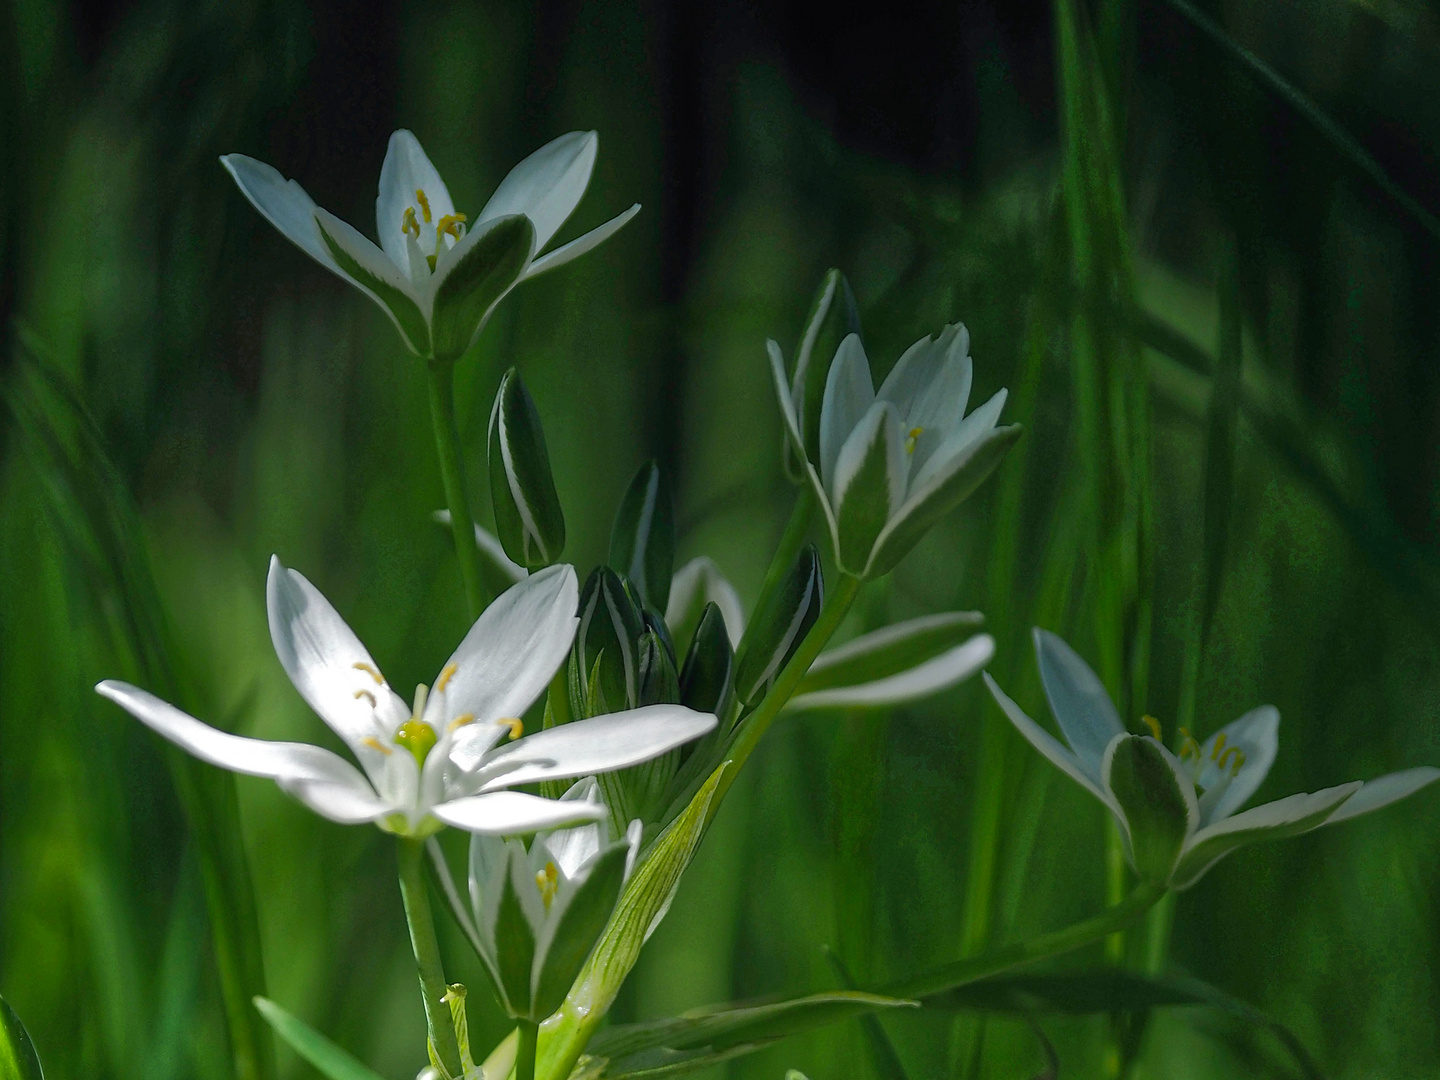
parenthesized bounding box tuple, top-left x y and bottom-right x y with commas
(222, 130, 638, 362)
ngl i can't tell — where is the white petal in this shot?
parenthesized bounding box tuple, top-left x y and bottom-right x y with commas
(221, 154, 339, 271)
(666, 556, 746, 648)
(424, 564, 579, 731)
(535, 778, 607, 880)
(876, 325, 972, 424)
(1197, 706, 1280, 825)
(434, 790, 607, 835)
(375, 129, 457, 268)
(819, 334, 876, 495)
(788, 634, 994, 711)
(769, 339, 808, 462)
(427, 208, 538, 301)
(982, 672, 1120, 814)
(479, 131, 597, 251)
(97, 680, 379, 793)
(474, 705, 717, 790)
(909, 387, 1009, 494)
(525, 203, 641, 277)
(267, 556, 410, 748)
(312, 206, 422, 305)
(277, 776, 395, 824)
(1032, 628, 1125, 780)
(1324, 766, 1440, 824)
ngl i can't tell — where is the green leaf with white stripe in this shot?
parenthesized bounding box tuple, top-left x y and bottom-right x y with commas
(488, 367, 566, 569)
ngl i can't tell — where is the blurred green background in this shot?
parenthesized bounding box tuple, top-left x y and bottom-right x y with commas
(3, 0, 1440, 1077)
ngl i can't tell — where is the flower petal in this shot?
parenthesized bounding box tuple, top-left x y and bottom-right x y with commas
(534, 777, 608, 880)
(769, 338, 807, 462)
(831, 401, 906, 572)
(221, 154, 338, 271)
(1324, 766, 1440, 824)
(434, 790, 607, 835)
(277, 776, 395, 824)
(819, 334, 876, 496)
(1032, 628, 1125, 780)
(983, 672, 1119, 813)
(788, 633, 994, 711)
(267, 556, 410, 748)
(433, 511, 529, 583)
(473, 705, 717, 790)
(1196, 706, 1280, 825)
(876, 325, 973, 478)
(525, 203, 641, 277)
(375, 129, 457, 269)
(909, 387, 1009, 494)
(1102, 735, 1198, 884)
(312, 207, 430, 354)
(424, 564, 579, 733)
(479, 131, 598, 251)
(666, 556, 746, 649)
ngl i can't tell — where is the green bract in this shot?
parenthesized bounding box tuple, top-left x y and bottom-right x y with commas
(770, 321, 1021, 579)
(986, 629, 1440, 889)
(733, 545, 823, 708)
(609, 461, 676, 614)
(222, 130, 639, 362)
(489, 368, 566, 570)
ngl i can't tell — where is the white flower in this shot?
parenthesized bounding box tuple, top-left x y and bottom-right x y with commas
(97, 559, 715, 838)
(222, 130, 639, 361)
(770, 325, 1019, 579)
(986, 629, 1440, 888)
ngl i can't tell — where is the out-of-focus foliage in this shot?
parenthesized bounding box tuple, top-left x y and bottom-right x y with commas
(2, 1, 1439, 1079)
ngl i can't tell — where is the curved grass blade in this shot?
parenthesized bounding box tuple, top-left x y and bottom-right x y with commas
(252, 999, 386, 1080)
(0, 995, 43, 1080)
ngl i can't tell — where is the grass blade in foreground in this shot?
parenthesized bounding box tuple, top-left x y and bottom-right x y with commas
(253, 999, 386, 1080)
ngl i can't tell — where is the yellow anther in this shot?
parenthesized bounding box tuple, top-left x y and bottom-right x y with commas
(436, 213, 466, 242)
(354, 689, 377, 708)
(497, 717, 524, 740)
(1210, 733, 1228, 762)
(401, 206, 419, 239)
(361, 736, 392, 756)
(905, 426, 925, 454)
(1217, 746, 1246, 776)
(447, 713, 476, 733)
(436, 663, 459, 694)
(395, 719, 438, 766)
(415, 189, 432, 223)
(1140, 715, 1162, 740)
(353, 662, 385, 685)
(1177, 726, 1201, 759)
(535, 861, 559, 911)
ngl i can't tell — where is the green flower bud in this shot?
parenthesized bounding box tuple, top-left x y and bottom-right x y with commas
(609, 461, 676, 614)
(569, 567, 646, 717)
(733, 545, 824, 707)
(679, 601, 735, 721)
(488, 367, 566, 570)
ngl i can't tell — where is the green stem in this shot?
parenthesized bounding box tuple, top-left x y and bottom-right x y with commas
(397, 837, 463, 1079)
(741, 487, 815, 651)
(515, 1021, 539, 1080)
(427, 360, 487, 620)
(879, 881, 1168, 1001)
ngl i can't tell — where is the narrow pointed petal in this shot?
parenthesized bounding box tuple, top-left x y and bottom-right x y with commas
(909, 388, 1009, 493)
(434, 790, 607, 835)
(428, 213, 536, 360)
(479, 131, 598, 250)
(221, 154, 338, 271)
(535, 778, 607, 879)
(473, 705, 717, 790)
(819, 334, 876, 495)
(277, 776, 395, 824)
(1324, 766, 1440, 824)
(876, 325, 973, 473)
(267, 556, 410, 748)
(312, 207, 431, 354)
(1197, 706, 1280, 824)
(425, 564, 579, 731)
(433, 511, 529, 583)
(525, 203, 641, 277)
(376, 129, 456, 267)
(1102, 735, 1198, 884)
(831, 401, 906, 573)
(1032, 629, 1126, 777)
(788, 633, 993, 711)
(983, 672, 1118, 812)
(769, 339, 808, 462)
(1172, 782, 1362, 889)
(666, 556, 746, 649)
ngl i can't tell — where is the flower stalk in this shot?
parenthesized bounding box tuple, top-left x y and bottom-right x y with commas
(744, 487, 814, 643)
(515, 1020, 539, 1080)
(428, 360, 488, 618)
(397, 837, 464, 1079)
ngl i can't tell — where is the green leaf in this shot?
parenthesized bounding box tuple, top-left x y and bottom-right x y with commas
(1105, 736, 1191, 884)
(823, 948, 910, 1080)
(315, 218, 431, 357)
(790, 269, 862, 473)
(0, 995, 43, 1080)
(488, 367, 566, 569)
(678, 603, 735, 719)
(531, 844, 631, 1021)
(732, 545, 823, 707)
(252, 998, 385, 1080)
(797, 611, 984, 695)
(609, 462, 676, 614)
(430, 215, 535, 361)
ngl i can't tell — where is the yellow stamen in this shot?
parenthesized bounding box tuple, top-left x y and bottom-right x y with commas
(415, 188, 432, 224)
(362, 736, 392, 756)
(401, 205, 419, 239)
(447, 713, 476, 733)
(905, 426, 924, 454)
(436, 662, 459, 694)
(1177, 726, 1201, 759)
(353, 662, 384, 685)
(354, 689, 377, 708)
(1140, 714, 1162, 740)
(436, 213, 466, 242)
(1217, 746, 1246, 775)
(497, 717, 523, 740)
(395, 719, 438, 766)
(1210, 733, 1228, 762)
(535, 861, 559, 911)
(440, 984, 466, 1005)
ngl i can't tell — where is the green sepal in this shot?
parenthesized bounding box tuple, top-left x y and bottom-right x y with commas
(789, 269, 862, 476)
(488, 367, 566, 569)
(733, 545, 823, 707)
(608, 461, 676, 614)
(832, 404, 904, 575)
(530, 842, 632, 1020)
(679, 603, 735, 719)
(1106, 736, 1192, 885)
(798, 611, 984, 695)
(316, 218, 430, 356)
(573, 568, 646, 715)
(0, 994, 43, 1080)
(430, 215, 535, 362)
(489, 844, 540, 1019)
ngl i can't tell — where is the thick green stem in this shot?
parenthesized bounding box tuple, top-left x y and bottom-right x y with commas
(741, 487, 815, 651)
(879, 881, 1168, 1001)
(397, 837, 463, 1079)
(427, 360, 488, 619)
(515, 1021, 539, 1080)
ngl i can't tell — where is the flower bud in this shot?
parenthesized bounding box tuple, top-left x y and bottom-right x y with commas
(679, 602, 735, 721)
(569, 567, 646, 717)
(609, 460, 675, 614)
(488, 367, 566, 569)
(733, 545, 824, 707)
